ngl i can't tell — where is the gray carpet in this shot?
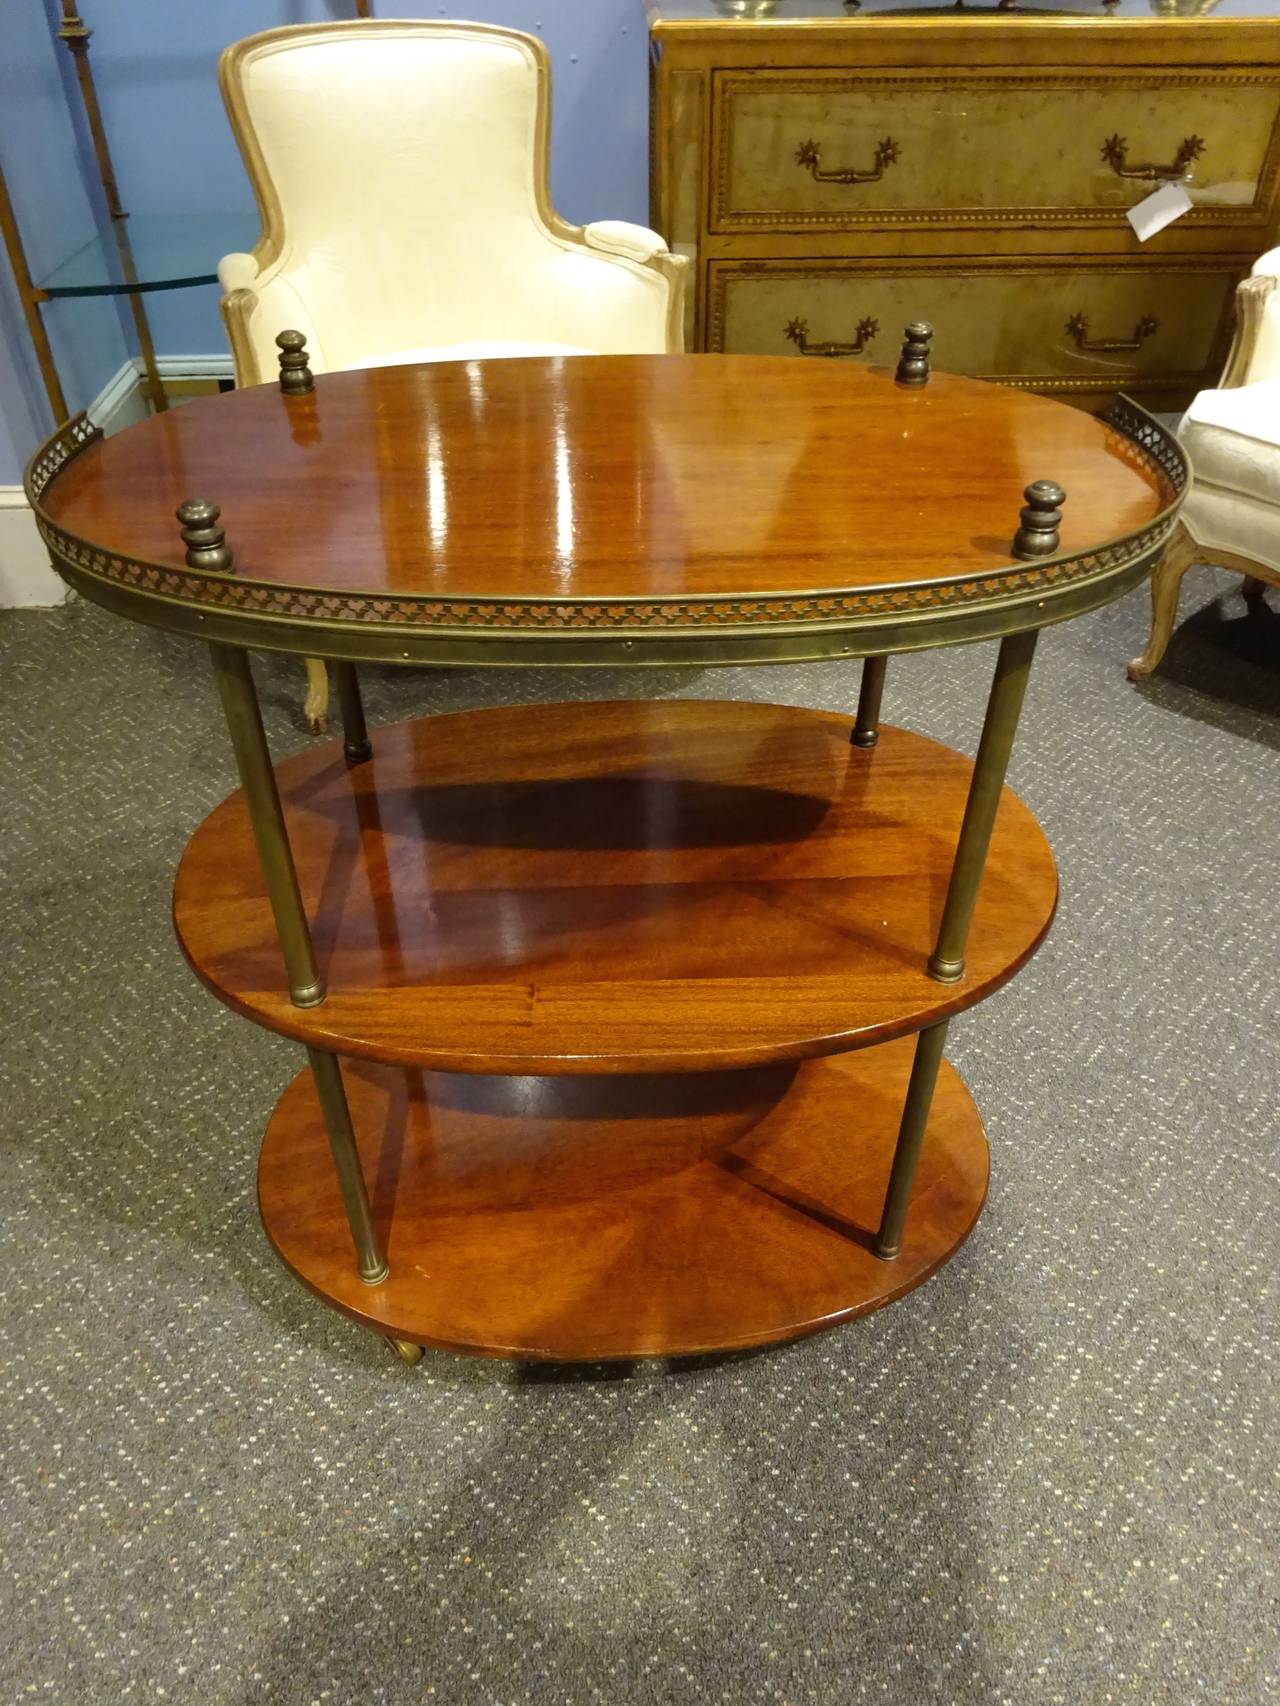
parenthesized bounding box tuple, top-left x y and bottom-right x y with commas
(2, 577, 1277, 1705)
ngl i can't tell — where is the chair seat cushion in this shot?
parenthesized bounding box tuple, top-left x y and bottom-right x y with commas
(1180, 378, 1280, 502)
(349, 340, 590, 371)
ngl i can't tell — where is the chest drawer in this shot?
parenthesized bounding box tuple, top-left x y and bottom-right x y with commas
(711, 70, 1280, 235)
(707, 258, 1240, 402)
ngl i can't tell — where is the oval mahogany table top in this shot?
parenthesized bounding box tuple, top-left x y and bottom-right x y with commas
(29, 355, 1185, 666)
(174, 698, 1057, 1074)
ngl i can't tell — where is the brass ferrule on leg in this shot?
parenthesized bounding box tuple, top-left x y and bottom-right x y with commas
(307, 1048, 388, 1285)
(927, 629, 1039, 984)
(874, 1020, 951, 1260)
(851, 654, 888, 748)
(208, 643, 326, 1007)
(332, 661, 372, 764)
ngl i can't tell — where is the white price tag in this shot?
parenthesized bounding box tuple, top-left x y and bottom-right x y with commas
(1126, 181, 1194, 242)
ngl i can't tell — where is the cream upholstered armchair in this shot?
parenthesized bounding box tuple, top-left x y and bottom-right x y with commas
(216, 19, 689, 729)
(1128, 248, 1280, 680)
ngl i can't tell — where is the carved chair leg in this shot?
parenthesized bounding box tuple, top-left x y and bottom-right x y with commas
(1127, 522, 1199, 682)
(303, 657, 329, 735)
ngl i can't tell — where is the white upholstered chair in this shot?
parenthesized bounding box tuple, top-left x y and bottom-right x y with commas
(216, 18, 689, 728)
(1128, 248, 1280, 680)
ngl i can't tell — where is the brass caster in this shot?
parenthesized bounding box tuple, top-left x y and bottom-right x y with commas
(388, 1337, 424, 1367)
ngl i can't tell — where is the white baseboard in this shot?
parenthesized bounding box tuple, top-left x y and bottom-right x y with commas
(0, 354, 234, 608)
(90, 353, 235, 435)
(89, 357, 148, 436)
(0, 487, 63, 607)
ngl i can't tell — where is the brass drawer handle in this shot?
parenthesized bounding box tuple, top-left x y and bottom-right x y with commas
(1066, 310, 1159, 353)
(785, 315, 879, 357)
(1100, 132, 1205, 181)
(795, 137, 900, 185)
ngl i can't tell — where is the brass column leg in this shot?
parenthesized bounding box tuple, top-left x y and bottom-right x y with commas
(332, 662, 372, 763)
(851, 654, 888, 748)
(208, 643, 325, 1007)
(928, 629, 1039, 984)
(307, 1048, 388, 1285)
(874, 1020, 950, 1260)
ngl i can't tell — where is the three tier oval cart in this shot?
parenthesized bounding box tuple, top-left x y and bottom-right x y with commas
(26, 348, 1185, 1364)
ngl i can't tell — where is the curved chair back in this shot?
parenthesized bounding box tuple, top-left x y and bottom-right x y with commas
(220, 21, 680, 381)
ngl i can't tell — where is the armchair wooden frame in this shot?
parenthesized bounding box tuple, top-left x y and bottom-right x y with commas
(1128, 264, 1280, 681)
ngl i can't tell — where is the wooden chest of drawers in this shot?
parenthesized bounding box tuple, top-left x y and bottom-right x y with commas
(647, 0, 1280, 410)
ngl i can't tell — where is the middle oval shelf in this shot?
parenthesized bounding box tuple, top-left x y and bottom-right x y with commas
(173, 698, 1058, 1075)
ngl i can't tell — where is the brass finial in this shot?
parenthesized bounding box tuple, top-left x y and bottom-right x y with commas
(176, 498, 234, 573)
(895, 321, 933, 387)
(1012, 480, 1066, 559)
(276, 329, 315, 395)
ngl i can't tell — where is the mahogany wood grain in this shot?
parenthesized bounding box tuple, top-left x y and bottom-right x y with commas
(174, 699, 1058, 1073)
(258, 1038, 989, 1360)
(44, 355, 1166, 601)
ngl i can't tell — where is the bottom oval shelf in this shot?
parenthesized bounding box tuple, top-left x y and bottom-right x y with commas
(259, 1036, 989, 1361)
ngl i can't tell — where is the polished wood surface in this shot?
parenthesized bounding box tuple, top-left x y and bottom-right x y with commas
(175, 700, 1057, 1073)
(44, 355, 1166, 601)
(258, 1038, 989, 1360)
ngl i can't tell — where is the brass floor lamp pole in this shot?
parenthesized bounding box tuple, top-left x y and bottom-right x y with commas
(0, 158, 68, 422)
(56, 3, 168, 414)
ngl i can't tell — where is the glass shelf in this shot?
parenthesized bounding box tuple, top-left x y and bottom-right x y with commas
(37, 213, 259, 300)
